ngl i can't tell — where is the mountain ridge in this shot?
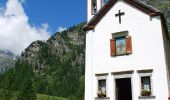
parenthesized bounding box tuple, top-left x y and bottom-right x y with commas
(0, 50, 17, 74)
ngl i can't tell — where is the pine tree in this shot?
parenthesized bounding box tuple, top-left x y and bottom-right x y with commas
(17, 61, 36, 100)
(18, 79, 36, 100)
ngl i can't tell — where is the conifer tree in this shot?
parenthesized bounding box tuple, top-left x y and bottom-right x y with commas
(18, 79, 36, 100)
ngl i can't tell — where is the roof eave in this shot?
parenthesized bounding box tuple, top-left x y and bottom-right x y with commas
(83, 25, 95, 31)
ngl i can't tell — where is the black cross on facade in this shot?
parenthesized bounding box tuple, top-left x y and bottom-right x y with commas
(115, 10, 125, 24)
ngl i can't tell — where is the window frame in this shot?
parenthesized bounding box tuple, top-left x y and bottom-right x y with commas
(96, 74, 108, 98)
(138, 72, 153, 97)
(112, 70, 134, 100)
(111, 31, 132, 56)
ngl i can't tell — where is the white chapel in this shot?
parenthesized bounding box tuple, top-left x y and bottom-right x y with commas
(83, 0, 170, 100)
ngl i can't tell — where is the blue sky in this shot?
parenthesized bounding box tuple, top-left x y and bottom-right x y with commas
(1, 0, 87, 33)
(0, 0, 87, 55)
(24, 0, 87, 33)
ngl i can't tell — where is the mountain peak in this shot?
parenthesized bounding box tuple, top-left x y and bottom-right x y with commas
(0, 50, 17, 74)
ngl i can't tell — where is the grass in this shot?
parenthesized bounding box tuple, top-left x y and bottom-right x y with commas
(37, 94, 69, 100)
(0, 89, 69, 100)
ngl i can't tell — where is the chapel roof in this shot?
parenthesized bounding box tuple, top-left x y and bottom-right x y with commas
(83, 0, 170, 41)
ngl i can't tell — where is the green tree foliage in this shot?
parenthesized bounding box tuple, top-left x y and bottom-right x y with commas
(18, 79, 36, 100)
(0, 22, 86, 99)
(0, 68, 16, 100)
(0, 89, 12, 100)
(15, 61, 34, 90)
(0, 68, 16, 90)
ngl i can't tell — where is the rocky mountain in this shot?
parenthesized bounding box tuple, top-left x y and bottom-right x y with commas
(0, 50, 17, 74)
(0, 22, 86, 100)
(21, 22, 85, 76)
(18, 22, 85, 99)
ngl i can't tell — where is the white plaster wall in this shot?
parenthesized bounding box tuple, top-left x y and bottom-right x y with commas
(85, 0, 169, 100)
(85, 31, 93, 100)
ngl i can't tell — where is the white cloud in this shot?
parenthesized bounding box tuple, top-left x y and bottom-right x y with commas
(57, 26, 66, 32)
(0, 0, 51, 55)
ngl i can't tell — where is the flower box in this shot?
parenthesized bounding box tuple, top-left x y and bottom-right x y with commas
(97, 91, 106, 98)
(141, 89, 151, 96)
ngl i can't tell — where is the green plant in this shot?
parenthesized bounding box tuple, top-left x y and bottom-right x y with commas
(97, 90, 106, 98)
(141, 89, 151, 96)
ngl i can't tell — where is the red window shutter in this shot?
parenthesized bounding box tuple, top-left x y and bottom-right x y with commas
(110, 39, 116, 56)
(126, 36, 132, 54)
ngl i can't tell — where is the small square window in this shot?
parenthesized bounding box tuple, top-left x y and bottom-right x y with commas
(115, 36, 126, 55)
(141, 76, 152, 96)
(97, 79, 106, 98)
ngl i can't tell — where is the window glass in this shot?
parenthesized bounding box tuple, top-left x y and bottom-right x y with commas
(141, 76, 152, 96)
(97, 79, 106, 97)
(116, 36, 126, 55)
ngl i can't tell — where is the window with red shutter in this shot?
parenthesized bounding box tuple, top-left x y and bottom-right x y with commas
(110, 33, 132, 57)
(110, 39, 116, 56)
(126, 36, 132, 54)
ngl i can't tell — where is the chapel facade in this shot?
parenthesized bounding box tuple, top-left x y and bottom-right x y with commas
(83, 0, 170, 100)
